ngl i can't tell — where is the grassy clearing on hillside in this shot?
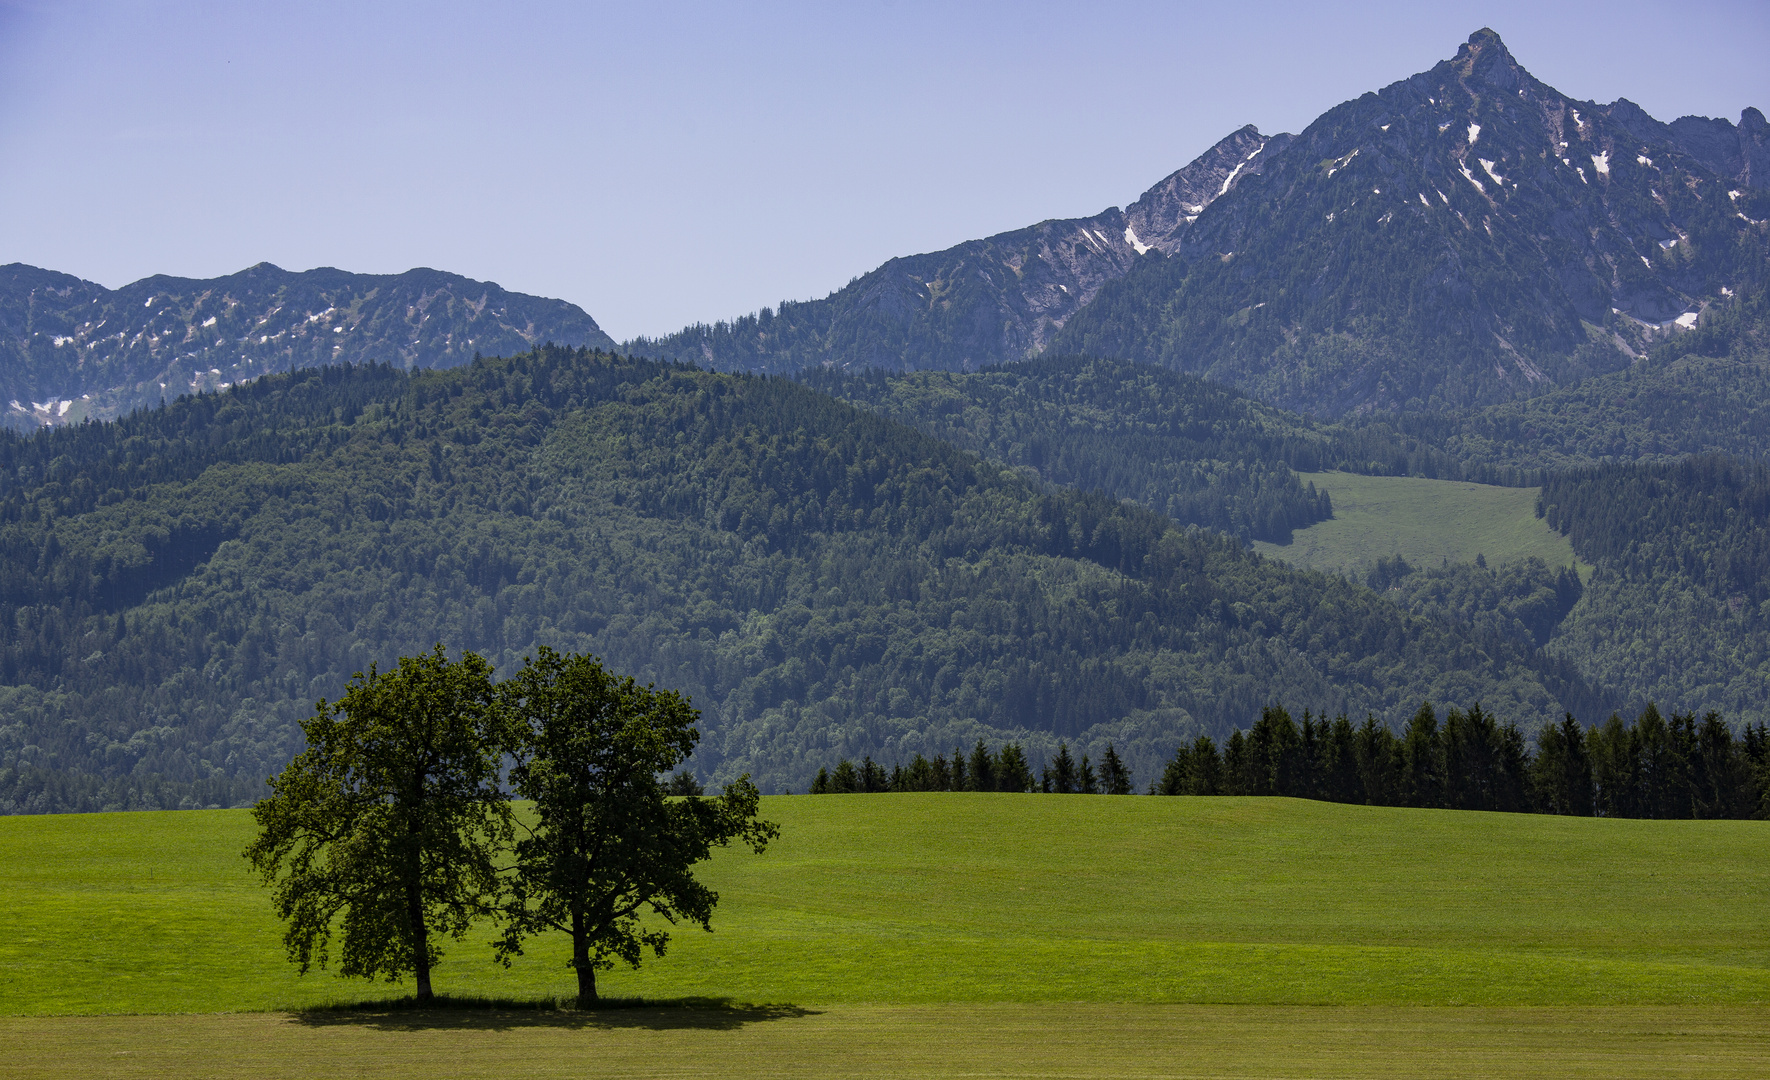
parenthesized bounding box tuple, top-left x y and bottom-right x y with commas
(5, 1004, 1767, 1080)
(1253, 471, 1583, 577)
(6, 789, 1762, 1005)
(2, 795, 1765, 1016)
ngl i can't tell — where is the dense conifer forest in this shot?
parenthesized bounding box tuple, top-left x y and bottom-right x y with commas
(809, 701, 1769, 820)
(0, 348, 1588, 812)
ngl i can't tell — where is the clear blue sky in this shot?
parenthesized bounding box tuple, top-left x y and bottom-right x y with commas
(2, 0, 1765, 340)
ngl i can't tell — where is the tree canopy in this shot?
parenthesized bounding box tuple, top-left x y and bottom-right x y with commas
(494, 647, 777, 1006)
(243, 645, 509, 1000)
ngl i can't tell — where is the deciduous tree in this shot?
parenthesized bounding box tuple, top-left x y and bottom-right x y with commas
(244, 646, 509, 1001)
(494, 647, 777, 1007)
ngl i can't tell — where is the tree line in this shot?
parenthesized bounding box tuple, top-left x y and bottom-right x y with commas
(812, 703, 1769, 820)
(1155, 702, 1768, 819)
(810, 736, 1132, 793)
(810, 739, 1136, 795)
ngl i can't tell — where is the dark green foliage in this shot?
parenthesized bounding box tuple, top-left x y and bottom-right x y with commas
(967, 741, 996, 793)
(666, 770, 705, 797)
(996, 744, 1036, 793)
(494, 646, 775, 1006)
(0, 348, 1580, 811)
(802, 357, 1334, 542)
(1538, 455, 1770, 723)
(242, 646, 511, 1000)
(1370, 557, 1583, 651)
(1099, 745, 1132, 795)
(1044, 742, 1080, 794)
(816, 740, 1043, 794)
(1156, 699, 1766, 819)
(1529, 715, 1594, 816)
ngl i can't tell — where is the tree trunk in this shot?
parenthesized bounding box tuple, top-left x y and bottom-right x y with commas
(573, 907, 596, 1008)
(409, 879, 433, 1001)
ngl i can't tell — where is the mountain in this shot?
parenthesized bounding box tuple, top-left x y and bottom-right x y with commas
(1052, 29, 1768, 414)
(1362, 284, 1770, 470)
(0, 262, 617, 430)
(623, 126, 1286, 373)
(0, 348, 1575, 812)
(629, 30, 1767, 421)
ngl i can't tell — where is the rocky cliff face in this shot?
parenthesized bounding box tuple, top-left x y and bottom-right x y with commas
(1125, 126, 1291, 255)
(624, 127, 1285, 373)
(0, 263, 616, 428)
(1052, 29, 1769, 414)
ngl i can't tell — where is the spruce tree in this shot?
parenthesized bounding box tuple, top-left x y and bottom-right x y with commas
(967, 741, 996, 792)
(1402, 701, 1444, 808)
(1100, 745, 1133, 795)
(997, 744, 1034, 792)
(1050, 743, 1079, 794)
(1079, 754, 1099, 794)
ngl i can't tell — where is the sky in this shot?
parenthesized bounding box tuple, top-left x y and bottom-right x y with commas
(2, 1, 1766, 341)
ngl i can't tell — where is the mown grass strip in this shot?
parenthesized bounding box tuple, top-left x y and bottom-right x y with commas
(4, 1004, 1767, 1079)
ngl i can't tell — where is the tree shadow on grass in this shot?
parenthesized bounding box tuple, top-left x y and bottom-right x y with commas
(289, 995, 821, 1032)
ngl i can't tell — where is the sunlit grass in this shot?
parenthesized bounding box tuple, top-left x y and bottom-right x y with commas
(1253, 470, 1584, 577)
(2, 794, 1764, 1015)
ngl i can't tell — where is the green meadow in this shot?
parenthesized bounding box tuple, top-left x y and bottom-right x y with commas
(1254, 470, 1584, 577)
(2, 794, 1765, 1016)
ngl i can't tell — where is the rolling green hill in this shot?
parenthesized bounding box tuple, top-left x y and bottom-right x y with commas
(3, 796, 1765, 1015)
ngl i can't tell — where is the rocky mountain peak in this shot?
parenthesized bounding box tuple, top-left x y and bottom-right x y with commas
(1125, 125, 1292, 255)
(1456, 28, 1525, 90)
(1050, 28, 1769, 414)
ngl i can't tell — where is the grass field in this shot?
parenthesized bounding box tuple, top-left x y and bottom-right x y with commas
(6, 1004, 1768, 1079)
(1253, 471, 1583, 577)
(3, 795, 1765, 1015)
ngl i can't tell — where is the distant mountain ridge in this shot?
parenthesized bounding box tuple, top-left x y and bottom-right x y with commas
(0, 262, 616, 429)
(1055, 29, 1770, 414)
(629, 30, 1767, 418)
(623, 126, 1287, 373)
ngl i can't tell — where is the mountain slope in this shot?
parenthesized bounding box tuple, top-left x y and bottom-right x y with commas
(624, 127, 1285, 374)
(1053, 29, 1769, 415)
(801, 355, 1335, 542)
(1539, 456, 1770, 724)
(629, 29, 1765, 421)
(0, 262, 617, 429)
(0, 349, 1573, 812)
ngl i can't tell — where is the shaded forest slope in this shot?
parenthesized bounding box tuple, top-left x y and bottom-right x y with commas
(0, 349, 1572, 812)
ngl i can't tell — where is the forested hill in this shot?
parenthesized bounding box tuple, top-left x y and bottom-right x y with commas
(1368, 285, 1770, 470)
(801, 356, 1335, 543)
(1053, 30, 1769, 415)
(0, 262, 617, 431)
(1537, 455, 1770, 724)
(0, 349, 1574, 813)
